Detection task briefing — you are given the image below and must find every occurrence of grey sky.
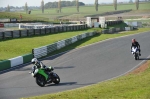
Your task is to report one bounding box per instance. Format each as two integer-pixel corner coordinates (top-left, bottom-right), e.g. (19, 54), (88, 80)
(0, 0), (131, 7)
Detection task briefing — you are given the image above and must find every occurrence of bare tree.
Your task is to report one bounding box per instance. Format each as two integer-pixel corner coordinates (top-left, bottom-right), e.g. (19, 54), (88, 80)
(58, 0), (61, 13)
(25, 2), (28, 14)
(135, 0), (139, 10)
(7, 5), (10, 12)
(95, 0), (98, 11)
(113, 0), (117, 10)
(41, 0), (44, 13)
(76, 0), (79, 12)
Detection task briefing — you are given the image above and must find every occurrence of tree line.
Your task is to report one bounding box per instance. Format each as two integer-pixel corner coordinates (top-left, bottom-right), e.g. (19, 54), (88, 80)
(6, 0), (146, 13)
(95, 0), (140, 11)
(44, 0), (85, 9)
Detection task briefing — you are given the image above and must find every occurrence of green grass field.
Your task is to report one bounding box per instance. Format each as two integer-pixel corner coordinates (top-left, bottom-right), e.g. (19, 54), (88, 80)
(19, 3), (150, 17)
(0, 2), (150, 21)
(0, 12), (49, 21)
(0, 29), (93, 61)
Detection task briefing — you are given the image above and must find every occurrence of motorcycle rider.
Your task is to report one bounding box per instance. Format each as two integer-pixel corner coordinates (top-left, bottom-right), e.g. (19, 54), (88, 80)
(131, 38), (141, 56)
(31, 58), (54, 82)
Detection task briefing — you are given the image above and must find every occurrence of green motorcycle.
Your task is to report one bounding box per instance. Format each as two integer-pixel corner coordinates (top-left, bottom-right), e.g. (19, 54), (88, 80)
(30, 65), (60, 87)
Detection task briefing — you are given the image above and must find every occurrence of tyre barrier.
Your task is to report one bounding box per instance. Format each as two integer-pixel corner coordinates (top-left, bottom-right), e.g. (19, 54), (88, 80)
(0, 24), (87, 40)
(32, 32), (96, 58)
(102, 27), (125, 34)
(0, 32), (96, 71)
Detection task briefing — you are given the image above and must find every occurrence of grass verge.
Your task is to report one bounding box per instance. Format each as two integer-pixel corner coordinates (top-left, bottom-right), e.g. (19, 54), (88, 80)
(0, 29), (93, 61)
(18, 28), (150, 99)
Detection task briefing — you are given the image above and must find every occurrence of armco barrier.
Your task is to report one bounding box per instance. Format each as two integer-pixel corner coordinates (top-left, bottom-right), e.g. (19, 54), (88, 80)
(102, 27), (125, 34)
(0, 60), (11, 71)
(0, 32), (4, 39)
(0, 53), (33, 71)
(13, 30), (20, 38)
(5, 31), (12, 38)
(22, 54), (33, 64)
(34, 29), (40, 35)
(21, 30), (28, 37)
(41, 29), (45, 34)
(9, 56), (23, 67)
(28, 29), (34, 36)
(0, 24), (87, 40)
(46, 28), (50, 34)
(32, 32), (96, 58)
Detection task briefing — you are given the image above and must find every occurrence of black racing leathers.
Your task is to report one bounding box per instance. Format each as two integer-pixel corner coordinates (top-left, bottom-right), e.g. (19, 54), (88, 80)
(131, 41), (141, 53)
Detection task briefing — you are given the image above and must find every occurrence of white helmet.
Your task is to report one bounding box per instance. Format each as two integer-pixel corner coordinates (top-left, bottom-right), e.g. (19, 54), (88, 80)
(31, 58), (38, 64)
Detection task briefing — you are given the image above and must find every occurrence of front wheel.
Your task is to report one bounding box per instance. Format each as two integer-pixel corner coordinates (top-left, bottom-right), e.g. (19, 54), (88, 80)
(36, 74), (46, 87)
(134, 53), (139, 60)
(52, 73), (60, 84)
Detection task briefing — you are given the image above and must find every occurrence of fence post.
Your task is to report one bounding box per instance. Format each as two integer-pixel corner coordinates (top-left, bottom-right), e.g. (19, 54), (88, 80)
(32, 49), (35, 58)
(2, 32), (4, 39)
(27, 30), (29, 36)
(44, 28), (46, 34)
(62, 26), (64, 32)
(49, 28), (51, 33)
(11, 31), (13, 38)
(54, 27), (56, 33)
(58, 27), (59, 33)
(19, 30), (21, 37)
(40, 29), (41, 35)
(34, 29), (35, 35)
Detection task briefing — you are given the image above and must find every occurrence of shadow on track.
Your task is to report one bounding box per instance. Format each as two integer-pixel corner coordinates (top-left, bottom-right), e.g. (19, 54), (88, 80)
(54, 66), (75, 69)
(46, 82), (95, 87)
(139, 58), (150, 60)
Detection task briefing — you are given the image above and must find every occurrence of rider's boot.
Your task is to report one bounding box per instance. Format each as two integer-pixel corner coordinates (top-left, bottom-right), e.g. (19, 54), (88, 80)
(47, 76), (51, 83)
(139, 53), (141, 56)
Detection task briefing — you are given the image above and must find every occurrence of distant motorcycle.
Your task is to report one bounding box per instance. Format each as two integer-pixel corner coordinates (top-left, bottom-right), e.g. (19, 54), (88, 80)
(131, 47), (140, 60)
(29, 65), (60, 87)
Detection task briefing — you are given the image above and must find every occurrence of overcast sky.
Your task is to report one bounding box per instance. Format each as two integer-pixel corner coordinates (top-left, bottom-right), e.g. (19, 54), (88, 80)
(0, 0), (132, 7)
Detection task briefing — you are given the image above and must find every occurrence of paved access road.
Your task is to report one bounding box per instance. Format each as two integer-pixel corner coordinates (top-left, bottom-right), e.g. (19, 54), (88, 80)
(0, 31), (150, 99)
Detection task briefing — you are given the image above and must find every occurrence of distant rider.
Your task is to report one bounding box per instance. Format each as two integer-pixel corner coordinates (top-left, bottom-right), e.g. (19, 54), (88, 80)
(31, 58), (54, 82)
(131, 39), (141, 56)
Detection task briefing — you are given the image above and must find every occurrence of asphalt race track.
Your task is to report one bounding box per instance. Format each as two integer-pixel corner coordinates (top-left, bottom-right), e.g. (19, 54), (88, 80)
(0, 31), (150, 99)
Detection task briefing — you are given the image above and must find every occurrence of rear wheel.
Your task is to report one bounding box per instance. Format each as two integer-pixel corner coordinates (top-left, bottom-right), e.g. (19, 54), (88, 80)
(36, 74), (46, 87)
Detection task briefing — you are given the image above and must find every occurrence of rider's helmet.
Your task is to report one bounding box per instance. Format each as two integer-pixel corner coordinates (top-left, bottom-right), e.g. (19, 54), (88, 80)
(132, 38), (136, 43)
(31, 58), (38, 64)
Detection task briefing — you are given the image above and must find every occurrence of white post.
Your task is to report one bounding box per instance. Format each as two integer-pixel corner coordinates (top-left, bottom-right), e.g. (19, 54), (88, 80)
(86, 17), (92, 28)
